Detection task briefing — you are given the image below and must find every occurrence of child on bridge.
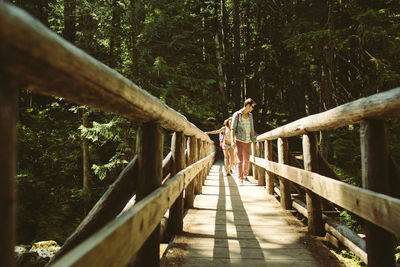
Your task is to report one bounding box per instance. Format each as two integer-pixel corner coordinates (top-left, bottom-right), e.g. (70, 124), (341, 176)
(205, 118), (235, 176)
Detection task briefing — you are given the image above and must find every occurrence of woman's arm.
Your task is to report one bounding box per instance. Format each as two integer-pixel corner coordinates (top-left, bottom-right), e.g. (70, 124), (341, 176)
(231, 129), (236, 148)
(205, 126), (224, 135)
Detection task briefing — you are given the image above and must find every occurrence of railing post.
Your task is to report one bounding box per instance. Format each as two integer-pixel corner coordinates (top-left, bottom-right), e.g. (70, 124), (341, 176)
(251, 142), (256, 178)
(302, 133), (324, 236)
(185, 136), (197, 208)
(277, 138), (291, 209)
(195, 139), (202, 194)
(264, 140), (274, 194)
(168, 132), (186, 234)
(202, 140), (207, 185)
(133, 122), (163, 267)
(360, 120), (395, 267)
(257, 141), (265, 186)
(0, 76), (18, 267)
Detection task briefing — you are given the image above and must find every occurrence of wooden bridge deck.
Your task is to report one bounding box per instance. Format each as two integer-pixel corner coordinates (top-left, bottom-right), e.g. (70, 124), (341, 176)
(163, 161), (343, 267)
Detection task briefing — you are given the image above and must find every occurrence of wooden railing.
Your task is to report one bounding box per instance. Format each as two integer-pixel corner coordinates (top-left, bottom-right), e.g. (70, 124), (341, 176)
(0, 3), (214, 267)
(250, 87), (400, 266)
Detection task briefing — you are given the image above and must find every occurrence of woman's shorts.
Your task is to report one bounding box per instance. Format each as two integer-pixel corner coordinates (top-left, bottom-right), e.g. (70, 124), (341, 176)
(223, 143), (233, 150)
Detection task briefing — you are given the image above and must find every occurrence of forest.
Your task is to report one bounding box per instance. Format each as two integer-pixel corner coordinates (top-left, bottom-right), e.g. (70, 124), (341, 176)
(5, 0), (400, 265)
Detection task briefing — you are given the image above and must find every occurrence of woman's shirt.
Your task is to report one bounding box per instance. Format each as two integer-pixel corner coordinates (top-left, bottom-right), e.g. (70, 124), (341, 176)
(231, 110), (256, 143)
(224, 127), (232, 143)
(241, 116), (251, 143)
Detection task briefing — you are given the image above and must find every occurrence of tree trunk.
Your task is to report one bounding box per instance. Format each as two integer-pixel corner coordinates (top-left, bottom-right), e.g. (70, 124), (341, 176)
(215, 33), (228, 118)
(220, 0), (233, 103)
(16, 0), (50, 26)
(232, 0), (241, 110)
(319, 3), (334, 159)
(63, 0), (76, 43)
(0, 74), (18, 267)
(110, 0), (122, 68)
(82, 111), (90, 198)
(130, 0), (139, 78)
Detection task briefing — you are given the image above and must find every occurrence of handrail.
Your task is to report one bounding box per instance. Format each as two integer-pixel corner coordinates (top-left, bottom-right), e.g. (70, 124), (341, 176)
(252, 87), (400, 265)
(0, 3), (211, 143)
(50, 152), (215, 267)
(257, 87), (400, 141)
(0, 3), (216, 267)
(252, 156), (400, 236)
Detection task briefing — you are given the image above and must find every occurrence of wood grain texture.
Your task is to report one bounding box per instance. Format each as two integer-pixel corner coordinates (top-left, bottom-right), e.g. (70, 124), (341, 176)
(256, 142), (265, 186)
(252, 156), (400, 236)
(185, 136), (197, 208)
(169, 132), (186, 234)
(277, 138), (291, 210)
(302, 133), (324, 236)
(264, 141), (274, 194)
(50, 152), (215, 267)
(194, 139), (203, 194)
(291, 198), (367, 264)
(360, 120), (395, 267)
(134, 122), (163, 266)
(257, 87), (400, 141)
(0, 3), (211, 143)
(0, 74), (18, 267)
(48, 156), (138, 265)
(164, 162), (340, 267)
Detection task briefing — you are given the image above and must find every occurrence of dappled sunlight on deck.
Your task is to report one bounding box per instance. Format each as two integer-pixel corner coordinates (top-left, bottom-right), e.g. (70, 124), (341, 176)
(163, 161), (338, 266)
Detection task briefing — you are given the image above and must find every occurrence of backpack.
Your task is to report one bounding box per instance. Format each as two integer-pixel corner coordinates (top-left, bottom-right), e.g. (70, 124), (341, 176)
(219, 127), (226, 148)
(233, 112), (252, 131)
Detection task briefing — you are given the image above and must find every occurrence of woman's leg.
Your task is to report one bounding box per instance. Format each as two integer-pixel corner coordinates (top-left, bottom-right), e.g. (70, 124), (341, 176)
(236, 141), (244, 180)
(227, 148), (235, 171)
(242, 143), (251, 178)
(223, 149), (229, 173)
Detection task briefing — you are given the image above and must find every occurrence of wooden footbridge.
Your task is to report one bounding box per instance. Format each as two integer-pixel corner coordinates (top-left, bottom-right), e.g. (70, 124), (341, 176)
(1, 3), (400, 267)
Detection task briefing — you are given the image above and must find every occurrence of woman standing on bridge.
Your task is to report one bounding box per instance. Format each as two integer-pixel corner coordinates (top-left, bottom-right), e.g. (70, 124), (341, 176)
(231, 98), (256, 184)
(205, 118), (235, 176)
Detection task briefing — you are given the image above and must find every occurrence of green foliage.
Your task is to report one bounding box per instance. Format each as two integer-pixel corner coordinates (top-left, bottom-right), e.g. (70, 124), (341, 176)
(339, 249), (366, 266)
(14, 0), (400, 249)
(339, 210), (362, 234)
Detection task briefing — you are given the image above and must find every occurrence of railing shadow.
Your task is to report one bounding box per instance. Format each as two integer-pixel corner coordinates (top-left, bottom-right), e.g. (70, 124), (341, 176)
(212, 164), (228, 263)
(210, 161), (266, 265)
(226, 173), (266, 266)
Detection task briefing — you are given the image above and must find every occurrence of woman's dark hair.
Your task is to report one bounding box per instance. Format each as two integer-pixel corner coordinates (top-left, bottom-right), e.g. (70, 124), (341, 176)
(244, 98), (256, 107)
(224, 118), (232, 128)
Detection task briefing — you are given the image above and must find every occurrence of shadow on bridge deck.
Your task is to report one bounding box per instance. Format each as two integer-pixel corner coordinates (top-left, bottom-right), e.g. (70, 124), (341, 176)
(163, 161), (344, 267)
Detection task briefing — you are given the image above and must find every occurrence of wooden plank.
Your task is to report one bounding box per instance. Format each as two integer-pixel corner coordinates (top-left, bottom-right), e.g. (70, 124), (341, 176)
(389, 156), (400, 198)
(169, 132), (186, 234)
(164, 162), (345, 267)
(302, 133), (324, 236)
(195, 139), (203, 194)
(360, 120), (395, 267)
(257, 142), (265, 185)
(251, 142), (257, 179)
(185, 136), (197, 208)
(292, 198), (367, 264)
(0, 3), (211, 143)
(324, 217), (367, 264)
(0, 74), (18, 267)
(162, 151), (172, 180)
(202, 141), (207, 185)
(50, 152), (215, 267)
(252, 156), (400, 236)
(278, 138), (291, 209)
(133, 122), (163, 266)
(257, 87), (400, 141)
